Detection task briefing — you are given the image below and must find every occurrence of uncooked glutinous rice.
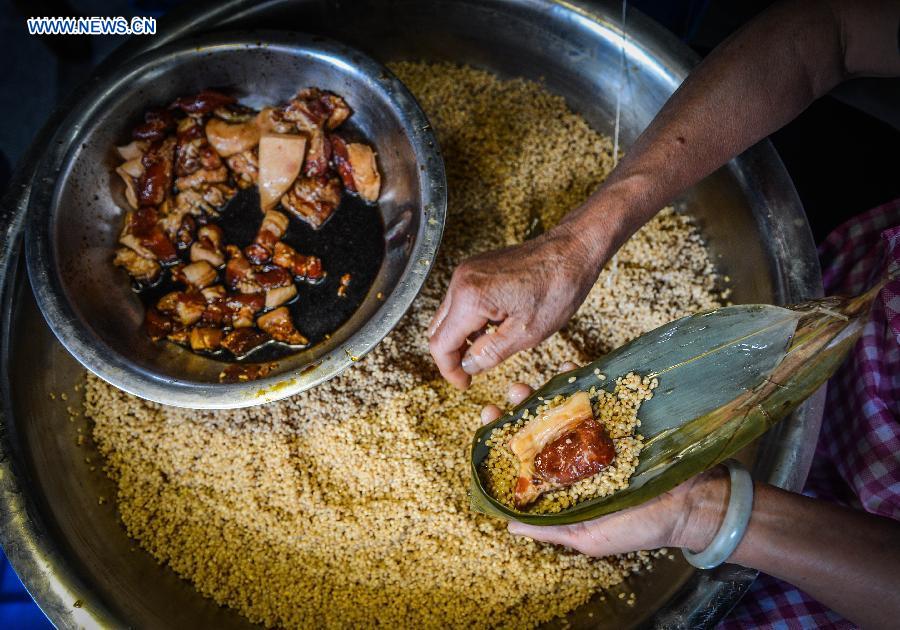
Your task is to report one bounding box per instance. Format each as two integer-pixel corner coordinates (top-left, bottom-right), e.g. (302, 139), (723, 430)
(84, 63), (728, 629)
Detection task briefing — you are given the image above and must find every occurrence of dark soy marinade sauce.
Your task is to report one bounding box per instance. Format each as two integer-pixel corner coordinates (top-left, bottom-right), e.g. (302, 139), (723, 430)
(136, 187), (386, 363)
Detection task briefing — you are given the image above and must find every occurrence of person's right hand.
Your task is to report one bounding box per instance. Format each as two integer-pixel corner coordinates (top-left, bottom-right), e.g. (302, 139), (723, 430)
(428, 223), (605, 390)
(480, 364), (730, 557)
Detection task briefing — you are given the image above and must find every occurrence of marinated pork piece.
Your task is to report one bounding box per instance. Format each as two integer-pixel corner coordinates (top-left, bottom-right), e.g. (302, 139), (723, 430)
(265, 284), (297, 310)
(200, 183), (236, 210)
(205, 118), (261, 158)
(116, 158), (143, 209)
(245, 210), (289, 264)
(174, 118), (223, 179)
(173, 183), (235, 219)
(190, 224), (226, 267)
(166, 328), (192, 347)
(212, 103), (256, 123)
(157, 291), (206, 328)
(257, 133), (307, 212)
(254, 267), (292, 290)
(170, 89), (236, 115)
(198, 285), (228, 326)
(250, 265), (297, 323)
(190, 327), (223, 352)
(260, 208), (289, 240)
(225, 245), (261, 294)
(119, 206), (178, 264)
(321, 93), (351, 130)
(199, 297), (226, 327)
(283, 89), (349, 177)
(175, 260), (217, 290)
(226, 149), (259, 189)
(242, 245), (268, 266)
(116, 140), (146, 161)
(138, 136), (176, 206)
(223, 293), (265, 328)
(175, 214), (196, 250)
(200, 285), (226, 302)
(331, 135), (381, 202)
(283, 88), (351, 131)
(113, 247), (161, 283)
(272, 241), (325, 282)
(118, 231), (153, 263)
(303, 129), (332, 178)
(132, 107), (175, 142)
(345, 143), (381, 202)
(158, 199), (193, 241)
(280, 175), (342, 229)
(175, 166), (229, 192)
(508, 391), (616, 508)
(255, 107), (295, 135)
(330, 135), (353, 190)
(532, 417), (616, 486)
(221, 327), (270, 357)
(257, 306), (308, 346)
(143, 307), (173, 341)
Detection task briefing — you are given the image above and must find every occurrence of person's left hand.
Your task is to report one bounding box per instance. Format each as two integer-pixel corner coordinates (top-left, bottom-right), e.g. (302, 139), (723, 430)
(481, 362), (728, 557)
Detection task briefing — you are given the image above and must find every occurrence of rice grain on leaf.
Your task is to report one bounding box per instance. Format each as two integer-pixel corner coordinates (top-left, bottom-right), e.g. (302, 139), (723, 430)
(471, 282), (887, 525)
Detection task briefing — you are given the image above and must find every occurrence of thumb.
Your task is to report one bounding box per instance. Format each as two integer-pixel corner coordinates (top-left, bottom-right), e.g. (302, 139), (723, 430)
(461, 318), (531, 376)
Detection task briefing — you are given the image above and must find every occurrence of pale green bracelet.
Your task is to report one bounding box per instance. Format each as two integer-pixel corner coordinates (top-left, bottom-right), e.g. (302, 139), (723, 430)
(682, 459), (754, 569)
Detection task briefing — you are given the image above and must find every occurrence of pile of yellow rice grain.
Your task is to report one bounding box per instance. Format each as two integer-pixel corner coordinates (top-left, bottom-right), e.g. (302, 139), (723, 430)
(82, 63), (728, 629)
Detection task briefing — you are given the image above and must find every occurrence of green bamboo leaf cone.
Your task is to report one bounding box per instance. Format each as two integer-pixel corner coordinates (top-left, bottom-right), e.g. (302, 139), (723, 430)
(470, 282), (886, 525)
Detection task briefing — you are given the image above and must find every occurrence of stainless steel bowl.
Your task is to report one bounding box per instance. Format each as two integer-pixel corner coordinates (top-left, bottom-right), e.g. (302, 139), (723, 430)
(1, 1), (824, 628)
(24, 32), (446, 409)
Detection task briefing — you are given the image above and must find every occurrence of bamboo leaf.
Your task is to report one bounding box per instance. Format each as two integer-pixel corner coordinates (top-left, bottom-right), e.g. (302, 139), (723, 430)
(470, 284), (882, 525)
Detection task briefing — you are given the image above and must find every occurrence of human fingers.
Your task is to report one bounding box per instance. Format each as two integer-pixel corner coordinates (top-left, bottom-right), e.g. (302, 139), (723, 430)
(427, 292), (452, 338)
(505, 360), (578, 407)
(462, 318), (533, 376)
(508, 518), (630, 557)
(507, 383), (533, 405)
(508, 490), (692, 557)
(480, 404), (503, 425)
(428, 291), (488, 390)
(507, 522), (589, 551)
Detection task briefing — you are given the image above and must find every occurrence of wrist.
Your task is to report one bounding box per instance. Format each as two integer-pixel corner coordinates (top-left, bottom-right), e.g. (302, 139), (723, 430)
(550, 218), (610, 275)
(669, 466), (731, 552)
(556, 175), (653, 270)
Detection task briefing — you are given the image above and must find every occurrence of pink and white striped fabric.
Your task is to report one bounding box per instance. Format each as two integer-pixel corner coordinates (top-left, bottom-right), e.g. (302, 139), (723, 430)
(720, 198), (900, 629)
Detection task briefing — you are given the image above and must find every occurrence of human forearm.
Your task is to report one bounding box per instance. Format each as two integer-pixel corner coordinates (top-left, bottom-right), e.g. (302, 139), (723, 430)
(677, 473), (900, 629)
(561, 0), (900, 265)
(427, 0), (900, 386)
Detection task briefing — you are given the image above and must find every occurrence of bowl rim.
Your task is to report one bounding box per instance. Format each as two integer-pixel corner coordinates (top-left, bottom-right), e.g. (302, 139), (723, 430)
(24, 30), (447, 409)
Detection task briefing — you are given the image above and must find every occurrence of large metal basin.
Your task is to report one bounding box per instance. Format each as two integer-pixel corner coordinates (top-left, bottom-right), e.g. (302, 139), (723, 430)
(0, 1), (823, 628)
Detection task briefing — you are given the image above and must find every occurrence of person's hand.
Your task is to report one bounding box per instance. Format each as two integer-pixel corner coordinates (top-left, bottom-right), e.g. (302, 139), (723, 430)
(428, 224), (605, 390)
(480, 363), (730, 557)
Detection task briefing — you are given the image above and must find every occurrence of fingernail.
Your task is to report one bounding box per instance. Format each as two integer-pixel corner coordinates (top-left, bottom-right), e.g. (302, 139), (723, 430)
(461, 353), (480, 375)
(508, 522), (524, 535)
(428, 301), (450, 338)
